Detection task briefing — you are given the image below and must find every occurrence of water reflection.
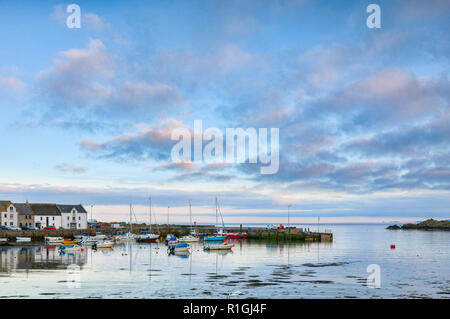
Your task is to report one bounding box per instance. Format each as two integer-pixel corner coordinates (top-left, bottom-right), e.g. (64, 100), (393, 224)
(0, 225), (448, 299)
(0, 246), (87, 272)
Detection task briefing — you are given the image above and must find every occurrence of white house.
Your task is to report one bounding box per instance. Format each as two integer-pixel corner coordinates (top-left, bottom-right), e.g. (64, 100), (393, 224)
(57, 205), (88, 230)
(29, 203), (62, 229)
(0, 201), (18, 227)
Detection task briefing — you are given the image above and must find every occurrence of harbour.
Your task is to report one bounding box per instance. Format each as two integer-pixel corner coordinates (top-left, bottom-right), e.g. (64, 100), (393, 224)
(0, 224), (448, 299)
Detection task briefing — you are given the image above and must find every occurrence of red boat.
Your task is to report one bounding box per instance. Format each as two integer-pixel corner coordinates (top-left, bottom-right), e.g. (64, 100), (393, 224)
(224, 233), (247, 240)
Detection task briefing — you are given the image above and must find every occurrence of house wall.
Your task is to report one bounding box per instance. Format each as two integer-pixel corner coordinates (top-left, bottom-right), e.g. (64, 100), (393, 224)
(18, 214), (33, 227)
(0, 205), (18, 227)
(33, 215), (62, 229)
(61, 209), (88, 229)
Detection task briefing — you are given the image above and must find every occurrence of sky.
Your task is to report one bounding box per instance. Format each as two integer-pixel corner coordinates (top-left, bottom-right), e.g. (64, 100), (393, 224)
(0, 0), (449, 224)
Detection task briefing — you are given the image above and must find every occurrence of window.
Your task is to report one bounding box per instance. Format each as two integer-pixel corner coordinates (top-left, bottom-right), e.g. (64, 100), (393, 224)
(10, 214), (13, 219)
(10, 222), (13, 225)
(3, 214), (6, 218)
(78, 216), (81, 220)
(9, 207), (13, 212)
(67, 216), (69, 220)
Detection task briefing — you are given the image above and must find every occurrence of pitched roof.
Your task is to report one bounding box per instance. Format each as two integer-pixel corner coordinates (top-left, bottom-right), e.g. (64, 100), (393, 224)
(0, 200), (12, 212)
(57, 204), (88, 214)
(29, 203), (61, 216)
(13, 203), (33, 215)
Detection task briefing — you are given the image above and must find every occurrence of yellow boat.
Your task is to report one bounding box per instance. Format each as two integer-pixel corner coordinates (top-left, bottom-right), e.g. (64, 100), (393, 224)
(61, 240), (79, 246)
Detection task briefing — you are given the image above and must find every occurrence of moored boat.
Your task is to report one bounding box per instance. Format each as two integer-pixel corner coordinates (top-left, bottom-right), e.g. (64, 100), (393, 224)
(95, 241), (114, 249)
(45, 236), (64, 245)
(204, 242), (233, 251)
(179, 235), (199, 242)
(61, 239), (79, 246)
(59, 244), (82, 252)
(168, 242), (190, 253)
(136, 231), (159, 243)
(16, 237), (31, 242)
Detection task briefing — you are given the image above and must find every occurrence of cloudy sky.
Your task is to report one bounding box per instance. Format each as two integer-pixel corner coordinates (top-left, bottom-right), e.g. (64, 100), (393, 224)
(0, 0), (449, 224)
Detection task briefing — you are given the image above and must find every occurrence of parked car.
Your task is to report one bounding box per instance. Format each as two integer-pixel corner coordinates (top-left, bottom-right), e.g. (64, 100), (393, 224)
(0, 225), (9, 230)
(27, 226), (38, 230)
(9, 226), (21, 230)
(20, 225), (31, 230)
(44, 226), (56, 230)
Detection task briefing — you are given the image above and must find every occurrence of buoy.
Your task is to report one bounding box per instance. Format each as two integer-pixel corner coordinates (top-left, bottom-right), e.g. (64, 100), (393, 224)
(81, 248), (85, 252)
(390, 244), (396, 249)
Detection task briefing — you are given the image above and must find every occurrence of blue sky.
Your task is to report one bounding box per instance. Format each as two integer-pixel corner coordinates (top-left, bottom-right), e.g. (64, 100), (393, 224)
(0, 0), (449, 223)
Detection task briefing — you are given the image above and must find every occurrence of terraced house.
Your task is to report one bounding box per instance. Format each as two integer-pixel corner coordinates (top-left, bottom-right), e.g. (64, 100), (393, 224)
(0, 201), (17, 227)
(0, 201), (88, 229)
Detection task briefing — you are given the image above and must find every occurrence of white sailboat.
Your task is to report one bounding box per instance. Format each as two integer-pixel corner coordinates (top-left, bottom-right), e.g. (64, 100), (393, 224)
(136, 197), (159, 242)
(115, 204), (136, 242)
(180, 200), (199, 243)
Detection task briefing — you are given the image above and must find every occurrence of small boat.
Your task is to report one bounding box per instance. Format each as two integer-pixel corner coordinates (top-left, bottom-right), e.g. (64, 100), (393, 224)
(61, 239), (79, 246)
(0, 238), (8, 245)
(79, 237), (98, 246)
(95, 241), (114, 249)
(136, 231), (159, 243)
(92, 233), (107, 241)
(204, 242), (233, 251)
(179, 235), (199, 242)
(204, 235), (227, 242)
(165, 234), (176, 244)
(45, 236), (64, 245)
(115, 232), (136, 242)
(58, 244), (82, 252)
(204, 198), (228, 243)
(168, 242), (190, 253)
(16, 237), (31, 242)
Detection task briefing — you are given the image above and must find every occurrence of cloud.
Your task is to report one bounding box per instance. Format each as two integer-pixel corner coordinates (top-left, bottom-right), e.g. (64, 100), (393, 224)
(79, 118), (189, 161)
(34, 39), (185, 122)
(55, 163), (87, 174)
(344, 113), (450, 157)
(0, 76), (26, 91)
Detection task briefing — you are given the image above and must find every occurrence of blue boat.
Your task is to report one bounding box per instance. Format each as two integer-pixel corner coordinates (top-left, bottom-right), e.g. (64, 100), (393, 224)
(204, 235), (226, 242)
(203, 198), (227, 243)
(168, 242), (190, 253)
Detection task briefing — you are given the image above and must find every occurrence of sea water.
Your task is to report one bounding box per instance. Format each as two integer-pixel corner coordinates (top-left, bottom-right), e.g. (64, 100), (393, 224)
(0, 224), (448, 298)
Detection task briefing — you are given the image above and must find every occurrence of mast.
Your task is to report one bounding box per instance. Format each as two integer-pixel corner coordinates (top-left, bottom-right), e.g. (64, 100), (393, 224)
(129, 204), (132, 233)
(149, 197), (152, 232)
(215, 197), (218, 229)
(167, 206), (170, 233)
(189, 200), (193, 233)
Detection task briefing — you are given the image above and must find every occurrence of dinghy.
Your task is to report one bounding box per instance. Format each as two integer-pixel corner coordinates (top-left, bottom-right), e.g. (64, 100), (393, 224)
(204, 242), (233, 251)
(16, 237), (31, 242)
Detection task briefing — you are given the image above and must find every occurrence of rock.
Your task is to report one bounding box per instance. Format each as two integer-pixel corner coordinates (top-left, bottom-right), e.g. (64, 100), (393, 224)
(387, 219), (450, 231)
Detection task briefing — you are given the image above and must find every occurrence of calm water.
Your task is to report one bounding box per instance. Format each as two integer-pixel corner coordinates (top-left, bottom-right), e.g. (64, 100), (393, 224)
(0, 224), (449, 299)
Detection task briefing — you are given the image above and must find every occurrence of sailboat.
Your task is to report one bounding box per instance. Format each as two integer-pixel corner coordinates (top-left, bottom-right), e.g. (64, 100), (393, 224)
(136, 197), (160, 243)
(179, 200), (199, 243)
(115, 204), (136, 242)
(204, 198), (227, 243)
